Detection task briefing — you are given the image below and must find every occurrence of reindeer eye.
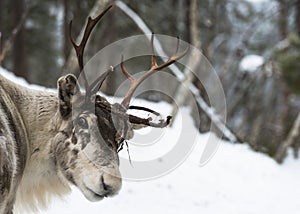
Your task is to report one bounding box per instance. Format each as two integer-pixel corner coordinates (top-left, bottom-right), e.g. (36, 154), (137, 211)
(77, 117), (88, 129)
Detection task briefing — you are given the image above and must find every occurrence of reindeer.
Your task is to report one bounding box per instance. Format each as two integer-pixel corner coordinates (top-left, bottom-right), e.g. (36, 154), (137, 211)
(0, 5), (188, 213)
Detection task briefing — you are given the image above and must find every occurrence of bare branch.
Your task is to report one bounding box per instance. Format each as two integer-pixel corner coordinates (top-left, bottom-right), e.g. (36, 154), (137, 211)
(0, 7), (28, 65)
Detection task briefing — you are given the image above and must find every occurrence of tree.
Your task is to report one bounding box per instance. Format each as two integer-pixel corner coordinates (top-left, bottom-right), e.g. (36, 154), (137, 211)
(296, 0), (300, 36)
(12, 0), (28, 80)
(63, 0), (70, 62)
(277, 0), (288, 40)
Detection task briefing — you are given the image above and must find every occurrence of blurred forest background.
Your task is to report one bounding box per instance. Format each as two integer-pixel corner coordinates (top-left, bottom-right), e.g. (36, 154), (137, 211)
(0, 0), (300, 163)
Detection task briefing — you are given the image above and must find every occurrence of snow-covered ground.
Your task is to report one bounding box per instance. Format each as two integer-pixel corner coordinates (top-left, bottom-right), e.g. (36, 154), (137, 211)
(46, 128), (300, 214)
(1, 67), (300, 214)
(44, 132), (300, 214)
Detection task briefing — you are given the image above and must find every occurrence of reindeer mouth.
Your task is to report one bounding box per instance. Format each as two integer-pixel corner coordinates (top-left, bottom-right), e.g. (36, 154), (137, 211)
(84, 185), (107, 201)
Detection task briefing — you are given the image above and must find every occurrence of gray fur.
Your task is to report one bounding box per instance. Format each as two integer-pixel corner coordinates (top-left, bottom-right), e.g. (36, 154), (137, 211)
(0, 74), (128, 213)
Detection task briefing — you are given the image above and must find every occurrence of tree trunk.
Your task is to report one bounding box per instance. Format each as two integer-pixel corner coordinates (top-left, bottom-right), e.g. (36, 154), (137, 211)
(296, 0), (300, 36)
(184, 0), (191, 43)
(275, 112), (300, 163)
(63, 0), (70, 62)
(12, 0), (28, 79)
(277, 0), (288, 40)
(171, 0), (201, 123)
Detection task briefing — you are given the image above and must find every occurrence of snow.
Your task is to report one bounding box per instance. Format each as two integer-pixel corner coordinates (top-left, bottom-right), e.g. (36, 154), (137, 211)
(1, 67), (300, 213)
(239, 55), (264, 73)
(0, 67), (54, 92)
(44, 135), (300, 214)
(44, 132), (300, 214)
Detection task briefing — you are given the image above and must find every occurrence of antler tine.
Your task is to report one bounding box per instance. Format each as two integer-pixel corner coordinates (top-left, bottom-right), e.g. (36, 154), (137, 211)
(121, 34), (189, 108)
(88, 65), (115, 96)
(120, 55), (135, 82)
(150, 33), (157, 67)
(69, 20), (89, 91)
(69, 4), (114, 91)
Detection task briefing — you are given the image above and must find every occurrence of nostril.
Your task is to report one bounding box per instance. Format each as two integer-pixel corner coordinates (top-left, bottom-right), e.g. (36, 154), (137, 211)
(101, 176), (112, 192)
(100, 173), (122, 196)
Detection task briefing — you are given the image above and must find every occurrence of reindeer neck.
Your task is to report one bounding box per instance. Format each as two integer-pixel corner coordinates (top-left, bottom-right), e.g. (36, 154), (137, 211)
(0, 75), (52, 148)
(0, 76), (58, 152)
(0, 74), (71, 211)
(18, 90), (59, 153)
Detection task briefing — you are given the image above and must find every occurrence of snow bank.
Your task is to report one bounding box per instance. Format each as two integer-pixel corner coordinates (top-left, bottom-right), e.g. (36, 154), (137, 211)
(46, 100), (300, 214)
(0, 67), (54, 92)
(44, 122), (300, 214)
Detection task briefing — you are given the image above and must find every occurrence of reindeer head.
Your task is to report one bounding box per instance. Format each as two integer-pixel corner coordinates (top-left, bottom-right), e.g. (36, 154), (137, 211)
(52, 5), (188, 202)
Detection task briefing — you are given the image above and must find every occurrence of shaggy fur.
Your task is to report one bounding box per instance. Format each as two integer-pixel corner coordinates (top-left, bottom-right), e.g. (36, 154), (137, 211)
(0, 74), (124, 213)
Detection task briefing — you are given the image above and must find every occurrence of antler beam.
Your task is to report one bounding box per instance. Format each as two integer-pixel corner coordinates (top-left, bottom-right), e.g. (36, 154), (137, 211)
(69, 5), (113, 91)
(120, 33), (189, 108)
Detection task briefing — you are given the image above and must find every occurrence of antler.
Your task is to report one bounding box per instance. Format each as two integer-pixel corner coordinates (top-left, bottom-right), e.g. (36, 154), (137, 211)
(69, 5), (113, 93)
(68, 7), (187, 129)
(120, 33), (189, 108)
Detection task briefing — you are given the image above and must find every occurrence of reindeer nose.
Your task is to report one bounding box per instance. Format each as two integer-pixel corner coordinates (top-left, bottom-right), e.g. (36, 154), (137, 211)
(101, 172), (122, 196)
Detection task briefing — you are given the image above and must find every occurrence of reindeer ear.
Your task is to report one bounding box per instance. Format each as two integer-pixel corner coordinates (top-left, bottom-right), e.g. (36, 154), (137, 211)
(57, 74), (80, 119)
